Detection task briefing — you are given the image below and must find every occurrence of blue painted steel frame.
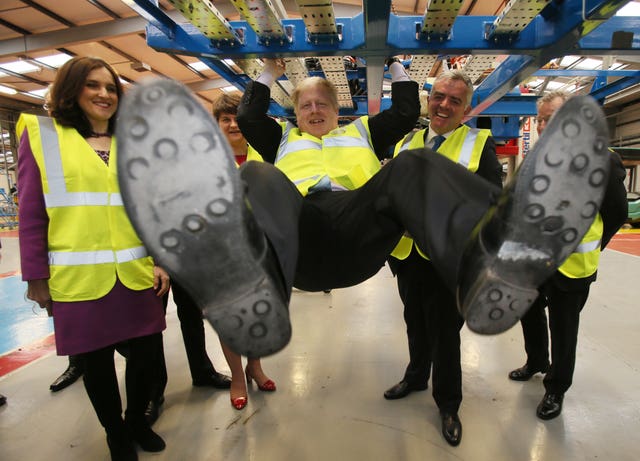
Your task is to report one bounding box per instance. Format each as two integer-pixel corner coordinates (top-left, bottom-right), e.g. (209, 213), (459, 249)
(132, 0), (639, 119)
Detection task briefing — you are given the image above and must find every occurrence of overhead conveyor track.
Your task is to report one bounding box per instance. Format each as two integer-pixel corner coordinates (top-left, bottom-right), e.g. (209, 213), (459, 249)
(129, 0), (640, 120)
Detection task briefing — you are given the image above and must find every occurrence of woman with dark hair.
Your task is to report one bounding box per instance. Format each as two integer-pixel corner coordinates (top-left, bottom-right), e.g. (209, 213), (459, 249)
(213, 92), (274, 409)
(17, 56), (169, 461)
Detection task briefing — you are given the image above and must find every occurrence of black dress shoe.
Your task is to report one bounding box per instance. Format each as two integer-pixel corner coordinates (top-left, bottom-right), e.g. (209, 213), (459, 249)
(106, 429), (137, 461)
(117, 78), (290, 358)
(440, 412), (462, 446)
(508, 363), (549, 381)
(383, 380), (428, 400)
(125, 419), (166, 452)
(457, 96), (610, 335)
(192, 371), (232, 389)
(0, 394), (6, 406)
(144, 395), (165, 426)
(536, 392), (564, 420)
(49, 361), (83, 392)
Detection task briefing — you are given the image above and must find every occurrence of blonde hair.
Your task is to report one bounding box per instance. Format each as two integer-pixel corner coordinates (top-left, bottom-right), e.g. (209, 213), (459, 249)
(291, 77), (339, 112)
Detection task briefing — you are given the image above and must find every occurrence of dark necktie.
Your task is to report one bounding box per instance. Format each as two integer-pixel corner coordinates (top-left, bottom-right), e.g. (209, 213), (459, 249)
(431, 135), (446, 151)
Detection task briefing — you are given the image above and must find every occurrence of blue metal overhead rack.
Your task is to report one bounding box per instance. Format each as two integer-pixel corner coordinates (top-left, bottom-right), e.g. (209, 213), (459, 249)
(127, 0), (640, 121)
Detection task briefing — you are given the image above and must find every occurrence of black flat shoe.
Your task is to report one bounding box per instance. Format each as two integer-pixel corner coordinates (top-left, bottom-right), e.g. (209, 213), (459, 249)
(144, 395), (165, 426)
(0, 394), (6, 406)
(536, 392), (564, 420)
(383, 380), (428, 400)
(192, 372), (232, 389)
(441, 412), (462, 446)
(508, 363), (549, 381)
(458, 96), (610, 335)
(49, 363), (83, 392)
(117, 78), (290, 358)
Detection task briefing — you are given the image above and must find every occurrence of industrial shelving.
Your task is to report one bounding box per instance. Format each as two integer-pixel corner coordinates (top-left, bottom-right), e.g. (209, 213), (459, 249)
(126, 0), (640, 121)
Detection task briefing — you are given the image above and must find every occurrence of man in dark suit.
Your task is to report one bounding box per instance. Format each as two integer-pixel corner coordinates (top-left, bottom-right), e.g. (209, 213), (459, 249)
(508, 91), (627, 420)
(384, 72), (503, 446)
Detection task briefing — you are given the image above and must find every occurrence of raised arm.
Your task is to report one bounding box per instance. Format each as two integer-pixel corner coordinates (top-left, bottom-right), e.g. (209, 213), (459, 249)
(237, 59), (288, 164)
(368, 59), (420, 159)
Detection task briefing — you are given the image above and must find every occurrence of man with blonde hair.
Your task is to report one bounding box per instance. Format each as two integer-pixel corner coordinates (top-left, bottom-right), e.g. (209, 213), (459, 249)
(115, 60), (612, 384)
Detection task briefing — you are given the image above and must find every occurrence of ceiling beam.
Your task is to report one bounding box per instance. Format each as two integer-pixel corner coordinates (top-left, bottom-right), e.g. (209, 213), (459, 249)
(0, 10), (184, 58)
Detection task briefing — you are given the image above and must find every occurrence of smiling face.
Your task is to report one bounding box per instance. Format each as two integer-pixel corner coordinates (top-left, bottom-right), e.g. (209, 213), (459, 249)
(77, 67), (118, 132)
(427, 78), (472, 135)
(294, 80), (339, 138)
(217, 112), (246, 148)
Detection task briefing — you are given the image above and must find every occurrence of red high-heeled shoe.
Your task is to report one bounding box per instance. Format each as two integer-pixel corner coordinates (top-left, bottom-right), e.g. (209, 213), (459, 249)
(245, 369), (276, 392)
(231, 395), (247, 410)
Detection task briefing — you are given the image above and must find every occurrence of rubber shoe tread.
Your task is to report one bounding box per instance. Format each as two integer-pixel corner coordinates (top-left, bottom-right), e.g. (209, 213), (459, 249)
(461, 95), (610, 334)
(116, 78), (291, 357)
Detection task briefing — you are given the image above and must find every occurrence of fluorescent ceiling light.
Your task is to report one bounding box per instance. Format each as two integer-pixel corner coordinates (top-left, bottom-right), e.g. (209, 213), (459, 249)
(610, 62), (627, 70)
(223, 59), (236, 67)
(189, 61), (209, 71)
(545, 81), (566, 90)
(0, 60), (40, 74)
(616, 2), (640, 16)
(28, 88), (49, 98)
(34, 53), (72, 68)
(558, 56), (580, 67)
(526, 78), (544, 88)
(221, 85), (237, 93)
(573, 58), (603, 70)
(0, 84), (18, 95)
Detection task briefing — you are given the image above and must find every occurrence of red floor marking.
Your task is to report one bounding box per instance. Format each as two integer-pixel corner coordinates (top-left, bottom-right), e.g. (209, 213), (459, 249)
(607, 233), (640, 257)
(0, 334), (56, 377)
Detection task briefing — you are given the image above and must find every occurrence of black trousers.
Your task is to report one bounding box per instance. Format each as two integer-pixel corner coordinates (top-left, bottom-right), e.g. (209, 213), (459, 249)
(390, 249), (464, 414)
(150, 282), (220, 401)
(241, 149), (500, 295)
(519, 283), (589, 394)
(81, 333), (162, 432)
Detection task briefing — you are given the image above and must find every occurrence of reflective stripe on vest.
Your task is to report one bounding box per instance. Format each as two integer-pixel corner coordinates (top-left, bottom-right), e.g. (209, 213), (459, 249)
(38, 117), (126, 208)
(575, 239), (601, 254)
(558, 213), (603, 279)
(49, 245), (148, 266)
(393, 125), (486, 174)
(390, 125), (490, 260)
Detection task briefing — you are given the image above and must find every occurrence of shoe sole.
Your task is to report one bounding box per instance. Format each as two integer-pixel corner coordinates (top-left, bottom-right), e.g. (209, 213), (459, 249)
(116, 78), (291, 357)
(462, 95), (610, 334)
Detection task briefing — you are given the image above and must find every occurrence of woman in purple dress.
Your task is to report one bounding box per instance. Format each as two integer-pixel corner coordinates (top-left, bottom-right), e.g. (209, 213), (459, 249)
(17, 56), (169, 461)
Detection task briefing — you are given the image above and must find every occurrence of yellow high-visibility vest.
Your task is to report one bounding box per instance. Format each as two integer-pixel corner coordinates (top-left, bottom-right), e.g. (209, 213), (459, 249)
(275, 117), (381, 195)
(17, 114), (155, 301)
(390, 125), (490, 260)
(246, 144), (263, 162)
(558, 214), (603, 278)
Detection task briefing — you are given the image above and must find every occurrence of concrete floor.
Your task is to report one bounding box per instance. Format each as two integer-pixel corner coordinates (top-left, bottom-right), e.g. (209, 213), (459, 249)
(0, 234), (639, 461)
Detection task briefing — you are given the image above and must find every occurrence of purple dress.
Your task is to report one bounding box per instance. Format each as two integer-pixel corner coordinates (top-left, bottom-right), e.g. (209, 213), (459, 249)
(18, 130), (166, 355)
